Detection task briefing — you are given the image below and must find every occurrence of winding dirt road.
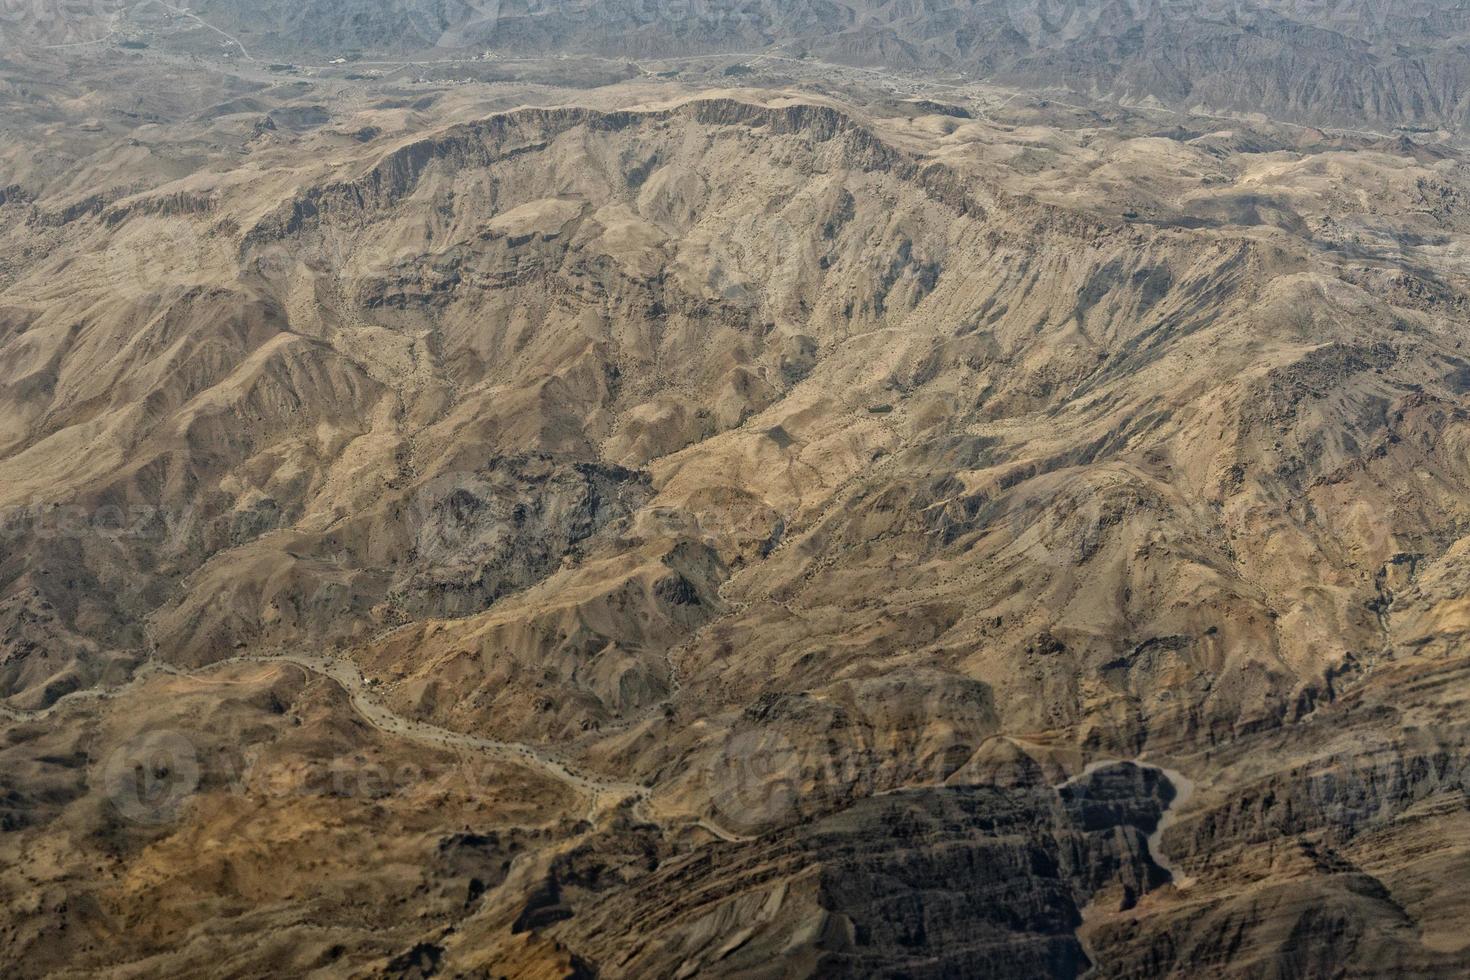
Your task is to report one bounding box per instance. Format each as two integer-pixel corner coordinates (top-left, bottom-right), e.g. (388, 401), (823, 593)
(219, 652), (648, 822)
(5, 656), (1192, 864)
(0, 652), (648, 824)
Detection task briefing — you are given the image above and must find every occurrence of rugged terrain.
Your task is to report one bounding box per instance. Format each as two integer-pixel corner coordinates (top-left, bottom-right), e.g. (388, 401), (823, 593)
(2, 5), (1470, 978)
(17, 0), (1470, 131)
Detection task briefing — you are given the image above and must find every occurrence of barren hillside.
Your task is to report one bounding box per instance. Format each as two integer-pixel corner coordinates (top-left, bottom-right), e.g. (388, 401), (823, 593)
(2, 7), (1470, 978)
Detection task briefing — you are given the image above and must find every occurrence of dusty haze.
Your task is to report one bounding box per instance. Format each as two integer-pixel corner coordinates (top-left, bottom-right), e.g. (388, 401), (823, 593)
(2, 1), (1470, 977)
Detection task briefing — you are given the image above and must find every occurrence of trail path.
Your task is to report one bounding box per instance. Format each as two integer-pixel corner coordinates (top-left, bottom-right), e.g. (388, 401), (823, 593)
(216, 651), (646, 821)
(5, 660), (1199, 860)
(0, 651), (645, 823)
(143, 0), (254, 61)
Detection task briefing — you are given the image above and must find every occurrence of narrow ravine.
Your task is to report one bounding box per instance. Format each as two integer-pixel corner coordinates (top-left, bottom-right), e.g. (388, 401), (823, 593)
(1052, 755), (1195, 886)
(1140, 761), (1196, 890)
(1056, 755), (1196, 978)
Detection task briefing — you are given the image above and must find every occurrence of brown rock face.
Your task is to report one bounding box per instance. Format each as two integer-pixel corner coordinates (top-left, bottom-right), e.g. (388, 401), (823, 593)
(3, 17), (1470, 978)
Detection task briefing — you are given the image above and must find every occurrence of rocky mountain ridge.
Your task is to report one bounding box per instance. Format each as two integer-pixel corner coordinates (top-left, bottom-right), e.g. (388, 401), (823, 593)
(137, 0), (1470, 133)
(1, 39), (1469, 977)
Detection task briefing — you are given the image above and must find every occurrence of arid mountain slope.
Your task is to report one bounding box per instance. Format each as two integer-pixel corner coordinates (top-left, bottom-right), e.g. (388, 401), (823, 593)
(2, 67), (1470, 976)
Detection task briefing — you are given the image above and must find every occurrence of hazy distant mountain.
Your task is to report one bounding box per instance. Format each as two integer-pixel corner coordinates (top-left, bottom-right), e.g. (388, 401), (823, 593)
(173, 0), (1470, 130)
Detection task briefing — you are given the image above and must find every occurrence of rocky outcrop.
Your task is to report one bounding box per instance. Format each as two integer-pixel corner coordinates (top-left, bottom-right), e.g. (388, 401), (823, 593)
(550, 771), (1180, 978)
(6, 55), (1470, 977)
